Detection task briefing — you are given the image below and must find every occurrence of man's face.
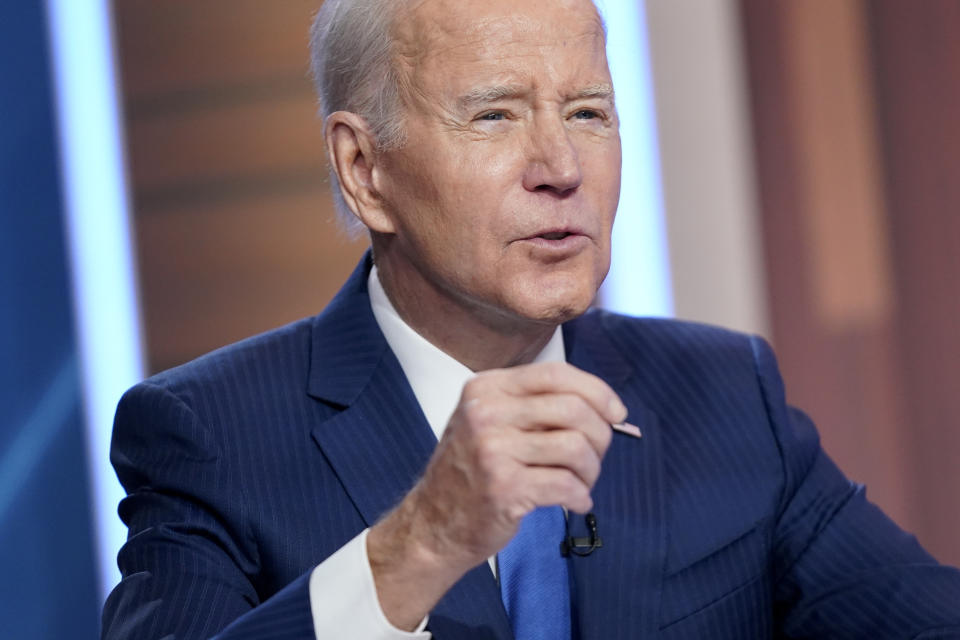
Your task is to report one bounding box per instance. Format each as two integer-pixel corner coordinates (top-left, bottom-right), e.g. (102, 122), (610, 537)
(375, 0), (621, 329)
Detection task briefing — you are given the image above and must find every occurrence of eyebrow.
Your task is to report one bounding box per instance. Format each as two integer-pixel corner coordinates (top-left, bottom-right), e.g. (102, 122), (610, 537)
(456, 83), (615, 110)
(457, 84), (529, 110)
(574, 84), (615, 101)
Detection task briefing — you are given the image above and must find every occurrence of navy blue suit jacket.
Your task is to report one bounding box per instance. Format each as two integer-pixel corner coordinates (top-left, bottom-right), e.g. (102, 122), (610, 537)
(102, 255), (960, 639)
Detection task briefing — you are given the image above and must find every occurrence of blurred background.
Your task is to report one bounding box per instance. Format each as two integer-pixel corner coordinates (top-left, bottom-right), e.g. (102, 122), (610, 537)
(1, 0), (957, 637)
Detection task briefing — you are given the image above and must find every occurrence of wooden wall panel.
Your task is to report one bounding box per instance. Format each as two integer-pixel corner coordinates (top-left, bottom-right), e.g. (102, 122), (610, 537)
(783, 0), (894, 331)
(740, 0), (912, 529)
(136, 189), (361, 373)
(869, 0), (960, 564)
(741, 0), (959, 565)
(116, 0), (319, 102)
(114, 0), (367, 374)
(128, 94), (323, 200)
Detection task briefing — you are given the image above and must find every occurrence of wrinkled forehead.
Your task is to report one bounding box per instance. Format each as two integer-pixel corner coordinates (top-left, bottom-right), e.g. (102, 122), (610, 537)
(393, 0), (608, 93)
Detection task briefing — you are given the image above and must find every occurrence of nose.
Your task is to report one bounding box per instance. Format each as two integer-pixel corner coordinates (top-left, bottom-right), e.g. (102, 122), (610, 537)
(522, 116), (583, 195)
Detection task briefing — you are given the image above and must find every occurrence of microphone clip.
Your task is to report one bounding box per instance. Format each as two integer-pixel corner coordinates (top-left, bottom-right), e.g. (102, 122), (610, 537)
(560, 513), (603, 557)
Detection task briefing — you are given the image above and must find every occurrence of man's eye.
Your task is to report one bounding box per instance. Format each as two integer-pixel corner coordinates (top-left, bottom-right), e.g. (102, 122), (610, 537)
(573, 109), (600, 120)
(478, 111), (506, 121)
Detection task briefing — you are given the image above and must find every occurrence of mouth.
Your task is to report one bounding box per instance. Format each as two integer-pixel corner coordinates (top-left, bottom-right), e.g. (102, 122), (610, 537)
(528, 227), (585, 241)
(516, 228), (590, 257)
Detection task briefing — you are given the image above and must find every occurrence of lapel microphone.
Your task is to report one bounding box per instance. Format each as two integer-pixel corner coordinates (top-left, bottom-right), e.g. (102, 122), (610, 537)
(560, 512), (603, 557)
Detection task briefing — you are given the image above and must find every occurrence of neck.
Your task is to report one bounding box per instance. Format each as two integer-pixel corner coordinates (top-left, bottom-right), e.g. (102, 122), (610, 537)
(374, 256), (557, 372)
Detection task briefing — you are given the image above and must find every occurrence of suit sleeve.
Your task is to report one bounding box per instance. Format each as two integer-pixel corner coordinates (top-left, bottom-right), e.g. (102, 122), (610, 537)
(101, 381), (316, 639)
(750, 337), (960, 638)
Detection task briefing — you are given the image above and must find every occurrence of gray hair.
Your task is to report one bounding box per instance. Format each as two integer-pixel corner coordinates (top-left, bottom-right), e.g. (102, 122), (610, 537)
(309, 0), (410, 231)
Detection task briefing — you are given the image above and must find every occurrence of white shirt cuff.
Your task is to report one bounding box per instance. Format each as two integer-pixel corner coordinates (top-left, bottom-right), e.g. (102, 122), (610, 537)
(309, 528), (431, 639)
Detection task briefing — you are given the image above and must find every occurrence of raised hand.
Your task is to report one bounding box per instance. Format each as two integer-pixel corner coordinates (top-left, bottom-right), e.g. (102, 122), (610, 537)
(367, 362), (627, 630)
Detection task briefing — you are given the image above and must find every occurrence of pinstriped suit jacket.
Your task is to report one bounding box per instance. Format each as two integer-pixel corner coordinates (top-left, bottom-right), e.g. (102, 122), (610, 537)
(102, 254), (960, 639)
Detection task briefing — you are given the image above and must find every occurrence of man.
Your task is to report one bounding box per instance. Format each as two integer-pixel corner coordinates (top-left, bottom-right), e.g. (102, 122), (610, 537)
(101, 0), (960, 638)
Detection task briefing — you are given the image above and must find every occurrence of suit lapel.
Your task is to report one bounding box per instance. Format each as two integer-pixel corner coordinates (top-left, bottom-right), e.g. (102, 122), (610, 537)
(565, 315), (667, 639)
(307, 254), (513, 639)
(307, 255), (435, 525)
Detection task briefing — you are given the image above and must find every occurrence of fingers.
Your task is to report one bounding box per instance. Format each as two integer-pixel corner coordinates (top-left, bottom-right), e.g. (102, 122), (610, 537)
(460, 365), (619, 457)
(407, 362), (627, 566)
(506, 392), (613, 455)
(518, 466), (595, 514)
(510, 428), (604, 488)
(491, 361), (627, 424)
(454, 362), (624, 488)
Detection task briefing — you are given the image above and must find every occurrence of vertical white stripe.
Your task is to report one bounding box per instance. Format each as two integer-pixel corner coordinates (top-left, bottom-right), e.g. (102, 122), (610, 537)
(598, 0), (675, 317)
(644, 0), (769, 336)
(45, 0), (144, 601)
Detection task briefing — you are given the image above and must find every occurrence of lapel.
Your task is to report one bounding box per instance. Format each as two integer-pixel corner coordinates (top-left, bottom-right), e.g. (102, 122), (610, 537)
(306, 254), (513, 639)
(564, 314), (667, 639)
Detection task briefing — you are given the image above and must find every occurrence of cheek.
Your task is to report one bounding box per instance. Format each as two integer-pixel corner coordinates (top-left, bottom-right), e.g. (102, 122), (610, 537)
(584, 142), (622, 217)
(448, 146), (518, 201)
(439, 154), (521, 242)
(381, 151), (442, 219)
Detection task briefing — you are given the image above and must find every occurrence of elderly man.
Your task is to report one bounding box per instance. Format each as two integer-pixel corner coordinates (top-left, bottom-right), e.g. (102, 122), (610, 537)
(102, 0), (960, 638)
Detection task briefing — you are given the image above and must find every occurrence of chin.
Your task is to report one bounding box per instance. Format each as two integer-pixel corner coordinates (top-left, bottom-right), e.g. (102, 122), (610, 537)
(511, 283), (597, 326)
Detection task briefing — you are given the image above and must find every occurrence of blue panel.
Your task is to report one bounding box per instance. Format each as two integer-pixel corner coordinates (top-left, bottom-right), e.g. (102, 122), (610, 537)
(0, 1), (99, 638)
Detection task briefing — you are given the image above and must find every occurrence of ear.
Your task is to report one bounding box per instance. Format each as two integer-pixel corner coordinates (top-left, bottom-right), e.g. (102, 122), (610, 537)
(324, 111), (396, 234)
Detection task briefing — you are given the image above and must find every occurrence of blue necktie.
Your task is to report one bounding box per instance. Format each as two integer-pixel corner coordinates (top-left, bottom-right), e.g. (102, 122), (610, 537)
(498, 506), (572, 639)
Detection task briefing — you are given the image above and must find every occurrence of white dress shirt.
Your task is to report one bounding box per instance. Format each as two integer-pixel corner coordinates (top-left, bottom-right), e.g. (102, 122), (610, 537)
(308, 265), (565, 639)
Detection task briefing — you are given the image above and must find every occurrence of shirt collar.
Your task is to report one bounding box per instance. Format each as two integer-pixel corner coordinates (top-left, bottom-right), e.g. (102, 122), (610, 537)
(368, 264), (565, 441)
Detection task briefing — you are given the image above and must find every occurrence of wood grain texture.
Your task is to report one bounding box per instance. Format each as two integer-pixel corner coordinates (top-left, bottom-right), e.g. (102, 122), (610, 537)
(782, 0), (894, 331)
(128, 90), (323, 198)
(136, 189), (365, 373)
(868, 0), (960, 566)
(115, 0), (368, 374)
(740, 0), (912, 538)
(741, 0), (960, 566)
(115, 0), (320, 102)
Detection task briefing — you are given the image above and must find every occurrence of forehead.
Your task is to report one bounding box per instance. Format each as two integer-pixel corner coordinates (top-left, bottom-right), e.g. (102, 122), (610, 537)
(395, 0), (609, 95)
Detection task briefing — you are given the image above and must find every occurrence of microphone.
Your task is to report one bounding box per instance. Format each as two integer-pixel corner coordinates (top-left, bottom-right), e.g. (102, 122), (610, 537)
(560, 512), (603, 557)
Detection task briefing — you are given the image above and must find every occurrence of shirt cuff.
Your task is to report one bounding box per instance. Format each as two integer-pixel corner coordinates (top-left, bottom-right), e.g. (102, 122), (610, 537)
(309, 528), (431, 639)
